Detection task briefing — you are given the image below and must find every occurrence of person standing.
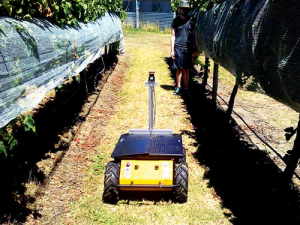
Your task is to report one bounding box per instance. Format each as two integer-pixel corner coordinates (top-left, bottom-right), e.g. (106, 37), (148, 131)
(170, 0), (196, 96)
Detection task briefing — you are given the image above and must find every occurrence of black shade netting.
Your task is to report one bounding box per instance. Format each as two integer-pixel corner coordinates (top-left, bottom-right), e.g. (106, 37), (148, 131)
(196, 0), (300, 112)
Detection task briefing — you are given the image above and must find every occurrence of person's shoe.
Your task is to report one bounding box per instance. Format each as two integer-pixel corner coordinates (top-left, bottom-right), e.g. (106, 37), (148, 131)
(174, 87), (181, 95)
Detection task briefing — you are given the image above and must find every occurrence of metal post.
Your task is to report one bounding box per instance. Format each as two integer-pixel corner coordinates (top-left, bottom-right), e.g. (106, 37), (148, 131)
(136, 0), (139, 28)
(202, 57), (209, 86)
(145, 71), (157, 134)
(226, 78), (239, 119)
(149, 82), (154, 131)
(104, 45), (107, 56)
(129, 72), (172, 135)
(212, 62), (219, 105)
(283, 114), (300, 181)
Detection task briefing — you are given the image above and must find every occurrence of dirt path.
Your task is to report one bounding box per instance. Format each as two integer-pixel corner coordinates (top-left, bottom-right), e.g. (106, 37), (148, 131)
(22, 30), (300, 225)
(25, 54), (130, 224)
(25, 31), (232, 224)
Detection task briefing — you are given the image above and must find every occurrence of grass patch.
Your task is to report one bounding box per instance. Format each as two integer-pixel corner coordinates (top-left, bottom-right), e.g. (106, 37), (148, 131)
(196, 55), (298, 133)
(91, 153), (106, 176)
(122, 22), (171, 34)
(61, 30), (232, 224)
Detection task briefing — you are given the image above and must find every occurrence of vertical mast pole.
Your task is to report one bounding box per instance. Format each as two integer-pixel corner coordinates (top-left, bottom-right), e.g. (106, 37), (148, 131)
(146, 71), (157, 134)
(149, 81), (154, 131)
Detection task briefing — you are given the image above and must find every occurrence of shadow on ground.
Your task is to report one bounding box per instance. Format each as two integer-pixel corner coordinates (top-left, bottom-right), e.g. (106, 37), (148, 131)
(0, 55), (117, 224)
(119, 192), (173, 203)
(160, 84), (175, 91)
(164, 57), (300, 225)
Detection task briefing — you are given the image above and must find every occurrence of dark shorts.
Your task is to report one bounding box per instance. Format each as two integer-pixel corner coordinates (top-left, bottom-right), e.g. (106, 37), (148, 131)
(172, 47), (193, 70)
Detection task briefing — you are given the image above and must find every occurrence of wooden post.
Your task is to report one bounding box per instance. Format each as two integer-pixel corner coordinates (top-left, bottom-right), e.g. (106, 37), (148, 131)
(226, 78), (239, 119)
(105, 45), (108, 57)
(283, 114), (300, 181)
(109, 44), (112, 56)
(136, 0), (139, 28)
(202, 57), (209, 86)
(80, 67), (88, 99)
(212, 62), (219, 105)
(94, 58), (99, 86)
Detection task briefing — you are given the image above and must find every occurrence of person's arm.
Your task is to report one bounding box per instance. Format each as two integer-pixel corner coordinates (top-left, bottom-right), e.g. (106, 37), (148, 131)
(171, 29), (175, 59)
(192, 29), (197, 59)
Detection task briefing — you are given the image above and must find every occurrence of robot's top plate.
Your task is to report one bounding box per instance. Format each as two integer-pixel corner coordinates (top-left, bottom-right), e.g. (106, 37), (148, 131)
(111, 133), (184, 158)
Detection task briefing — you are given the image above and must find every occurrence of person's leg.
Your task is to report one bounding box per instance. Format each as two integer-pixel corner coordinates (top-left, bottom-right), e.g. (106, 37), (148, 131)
(182, 68), (192, 97)
(174, 69), (182, 95)
(182, 69), (189, 89)
(176, 69), (183, 88)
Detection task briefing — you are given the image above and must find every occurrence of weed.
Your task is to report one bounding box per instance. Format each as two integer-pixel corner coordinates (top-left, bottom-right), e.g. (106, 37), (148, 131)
(91, 154), (106, 176)
(181, 117), (190, 124)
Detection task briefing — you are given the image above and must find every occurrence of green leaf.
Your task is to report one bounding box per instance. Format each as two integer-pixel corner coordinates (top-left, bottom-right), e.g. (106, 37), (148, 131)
(29, 8), (36, 15)
(8, 137), (18, 151)
(3, 4), (13, 16)
(53, 5), (59, 14)
(0, 141), (7, 157)
(23, 114), (36, 132)
(63, 5), (69, 14)
(23, 14), (32, 19)
(16, 8), (22, 14)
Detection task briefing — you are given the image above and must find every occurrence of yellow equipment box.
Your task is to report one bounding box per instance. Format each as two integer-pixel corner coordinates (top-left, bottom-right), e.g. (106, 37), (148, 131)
(120, 160), (173, 185)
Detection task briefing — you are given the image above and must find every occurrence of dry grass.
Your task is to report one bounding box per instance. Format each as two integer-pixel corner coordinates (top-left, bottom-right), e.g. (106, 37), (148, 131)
(58, 30), (233, 224)
(23, 28), (300, 224)
(203, 60), (299, 130)
(122, 21), (171, 34)
(196, 56), (299, 177)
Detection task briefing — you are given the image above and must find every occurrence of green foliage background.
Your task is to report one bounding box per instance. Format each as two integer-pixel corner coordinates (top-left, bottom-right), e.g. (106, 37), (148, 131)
(0, 0), (125, 26)
(0, 114), (36, 157)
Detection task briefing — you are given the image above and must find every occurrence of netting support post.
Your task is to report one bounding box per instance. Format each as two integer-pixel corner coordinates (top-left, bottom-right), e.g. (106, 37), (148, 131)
(136, 0), (139, 28)
(109, 44), (112, 56)
(80, 67), (88, 99)
(212, 62), (219, 105)
(202, 57), (209, 86)
(94, 58), (100, 87)
(105, 45), (108, 57)
(283, 114), (300, 181)
(226, 78), (239, 120)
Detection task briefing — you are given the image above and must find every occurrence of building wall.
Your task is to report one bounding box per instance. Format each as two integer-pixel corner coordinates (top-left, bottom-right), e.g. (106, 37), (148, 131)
(125, 12), (174, 30)
(123, 1), (172, 13)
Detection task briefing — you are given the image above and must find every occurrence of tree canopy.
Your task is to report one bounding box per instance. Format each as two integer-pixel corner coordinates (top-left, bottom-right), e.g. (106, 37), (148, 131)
(0, 0), (125, 27)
